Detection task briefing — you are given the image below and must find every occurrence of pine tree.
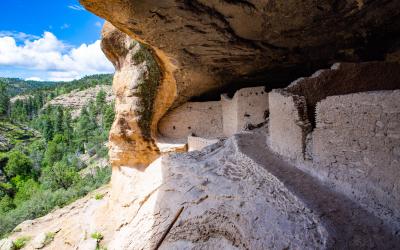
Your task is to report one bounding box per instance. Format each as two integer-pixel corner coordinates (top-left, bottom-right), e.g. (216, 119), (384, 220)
(103, 104), (115, 131)
(0, 82), (10, 116)
(96, 89), (107, 111)
(43, 116), (54, 142)
(63, 110), (73, 147)
(54, 106), (64, 134)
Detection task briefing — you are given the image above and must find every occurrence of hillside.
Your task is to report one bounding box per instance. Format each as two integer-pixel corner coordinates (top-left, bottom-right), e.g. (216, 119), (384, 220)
(0, 74), (115, 239)
(0, 78), (57, 97)
(1, 74), (113, 98)
(0, 121), (39, 152)
(46, 85), (114, 118)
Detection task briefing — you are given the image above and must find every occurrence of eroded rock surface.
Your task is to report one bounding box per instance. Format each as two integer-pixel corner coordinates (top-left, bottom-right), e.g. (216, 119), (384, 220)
(102, 23), (176, 167)
(81, 0), (400, 106)
(45, 85), (114, 118)
(6, 131), (399, 249)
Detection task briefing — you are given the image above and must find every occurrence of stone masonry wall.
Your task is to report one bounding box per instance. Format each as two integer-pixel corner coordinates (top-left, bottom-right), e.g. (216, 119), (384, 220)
(312, 90), (400, 230)
(158, 101), (223, 140)
(269, 62), (400, 161)
(187, 136), (220, 152)
(159, 86), (269, 142)
(268, 90), (312, 161)
(221, 94), (238, 137)
(222, 87), (268, 137)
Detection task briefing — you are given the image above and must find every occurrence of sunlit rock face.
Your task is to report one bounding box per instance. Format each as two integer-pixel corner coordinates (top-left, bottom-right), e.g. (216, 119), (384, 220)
(82, 0), (400, 107)
(101, 23), (176, 168)
(81, 0), (400, 169)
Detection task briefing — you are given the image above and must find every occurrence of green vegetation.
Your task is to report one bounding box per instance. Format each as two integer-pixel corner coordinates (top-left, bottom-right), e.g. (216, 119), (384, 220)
(132, 43), (162, 138)
(43, 232), (56, 246)
(0, 82), (10, 116)
(94, 193), (105, 200)
(0, 75), (115, 238)
(13, 236), (31, 249)
(0, 74), (112, 97)
(0, 121), (38, 151)
(91, 232), (103, 241)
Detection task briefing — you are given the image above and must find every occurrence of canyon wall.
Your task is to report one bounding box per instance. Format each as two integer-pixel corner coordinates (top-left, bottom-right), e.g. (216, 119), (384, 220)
(101, 23), (176, 168)
(14, 0), (394, 248)
(80, 0), (400, 169)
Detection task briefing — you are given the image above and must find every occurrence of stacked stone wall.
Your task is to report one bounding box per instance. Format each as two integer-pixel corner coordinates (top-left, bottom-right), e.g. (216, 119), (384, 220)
(312, 90), (400, 229)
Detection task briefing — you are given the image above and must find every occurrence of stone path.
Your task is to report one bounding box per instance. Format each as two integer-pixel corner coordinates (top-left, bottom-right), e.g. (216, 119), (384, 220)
(236, 132), (400, 249)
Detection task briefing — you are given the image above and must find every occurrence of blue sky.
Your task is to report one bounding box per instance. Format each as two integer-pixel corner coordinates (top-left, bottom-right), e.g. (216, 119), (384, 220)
(0, 0), (114, 81)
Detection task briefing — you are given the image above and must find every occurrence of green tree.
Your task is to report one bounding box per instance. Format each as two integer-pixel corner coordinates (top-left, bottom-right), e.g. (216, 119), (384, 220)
(96, 89), (107, 110)
(76, 107), (96, 151)
(102, 104), (115, 131)
(42, 115), (54, 141)
(13, 178), (40, 206)
(54, 106), (64, 134)
(63, 110), (73, 147)
(0, 82), (10, 116)
(43, 135), (66, 167)
(4, 151), (33, 179)
(40, 161), (80, 190)
(0, 195), (14, 213)
(27, 140), (46, 172)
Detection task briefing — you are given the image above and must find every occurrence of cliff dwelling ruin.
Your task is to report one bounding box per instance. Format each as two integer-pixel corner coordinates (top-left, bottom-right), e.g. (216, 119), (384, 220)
(5, 0), (400, 249)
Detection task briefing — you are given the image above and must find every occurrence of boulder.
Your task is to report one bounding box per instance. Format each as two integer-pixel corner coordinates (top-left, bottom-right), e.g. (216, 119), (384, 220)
(0, 239), (14, 250)
(32, 233), (46, 249)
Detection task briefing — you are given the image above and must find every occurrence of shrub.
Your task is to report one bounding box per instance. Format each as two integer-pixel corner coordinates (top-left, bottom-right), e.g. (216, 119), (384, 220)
(0, 195), (15, 213)
(91, 232), (103, 241)
(13, 236), (31, 249)
(0, 167), (111, 238)
(94, 193), (104, 200)
(4, 150), (33, 178)
(43, 232), (55, 246)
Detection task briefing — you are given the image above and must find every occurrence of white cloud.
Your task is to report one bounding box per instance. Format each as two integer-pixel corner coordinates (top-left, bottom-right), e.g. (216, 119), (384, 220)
(0, 31), (40, 42)
(0, 31), (114, 81)
(95, 21), (102, 28)
(68, 4), (85, 11)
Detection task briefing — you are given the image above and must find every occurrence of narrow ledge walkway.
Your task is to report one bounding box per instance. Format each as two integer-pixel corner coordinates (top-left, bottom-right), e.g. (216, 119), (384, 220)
(235, 132), (400, 249)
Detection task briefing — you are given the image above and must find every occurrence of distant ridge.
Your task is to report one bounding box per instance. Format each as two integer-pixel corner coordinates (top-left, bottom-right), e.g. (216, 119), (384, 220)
(0, 74), (113, 97)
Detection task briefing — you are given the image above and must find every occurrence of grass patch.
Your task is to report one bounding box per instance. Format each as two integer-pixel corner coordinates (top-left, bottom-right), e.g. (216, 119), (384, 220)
(13, 236), (31, 249)
(43, 232), (56, 246)
(91, 232), (103, 241)
(94, 193), (105, 200)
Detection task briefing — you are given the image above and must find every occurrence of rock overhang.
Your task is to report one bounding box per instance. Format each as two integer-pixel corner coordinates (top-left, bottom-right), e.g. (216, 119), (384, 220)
(80, 0), (400, 108)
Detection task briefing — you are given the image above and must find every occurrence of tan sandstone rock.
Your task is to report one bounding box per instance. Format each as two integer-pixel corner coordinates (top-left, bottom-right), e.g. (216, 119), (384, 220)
(81, 0), (400, 169)
(101, 23), (176, 168)
(0, 239), (13, 250)
(6, 130), (400, 249)
(81, 0), (400, 108)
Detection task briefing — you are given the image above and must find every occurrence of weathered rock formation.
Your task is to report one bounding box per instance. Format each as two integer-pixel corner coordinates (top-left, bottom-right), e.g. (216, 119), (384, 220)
(3, 1), (400, 249)
(81, 0), (400, 104)
(80, 0), (400, 169)
(101, 23), (176, 167)
(5, 130), (400, 249)
(46, 85), (114, 118)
